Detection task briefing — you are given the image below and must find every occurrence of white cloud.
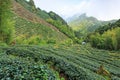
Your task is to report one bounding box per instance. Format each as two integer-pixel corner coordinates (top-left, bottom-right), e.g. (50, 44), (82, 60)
(57, 1), (88, 18)
(34, 0), (120, 21)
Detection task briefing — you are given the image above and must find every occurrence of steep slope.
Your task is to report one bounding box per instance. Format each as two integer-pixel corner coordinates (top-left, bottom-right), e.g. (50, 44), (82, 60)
(46, 11), (75, 39)
(11, 0), (68, 44)
(48, 11), (68, 25)
(68, 13), (116, 38)
(15, 0), (75, 39)
(12, 0), (63, 32)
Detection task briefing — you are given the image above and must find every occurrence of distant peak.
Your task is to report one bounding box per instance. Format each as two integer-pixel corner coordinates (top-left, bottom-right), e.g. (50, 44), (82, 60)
(80, 13), (86, 17)
(79, 13), (87, 19)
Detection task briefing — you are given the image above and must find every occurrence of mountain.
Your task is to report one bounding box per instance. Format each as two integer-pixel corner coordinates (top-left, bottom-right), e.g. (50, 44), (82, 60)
(10, 0), (75, 45)
(68, 13), (116, 38)
(68, 13), (99, 31)
(66, 13), (82, 22)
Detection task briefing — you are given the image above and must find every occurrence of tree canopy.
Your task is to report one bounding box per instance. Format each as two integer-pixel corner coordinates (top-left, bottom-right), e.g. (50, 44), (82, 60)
(0, 0), (15, 44)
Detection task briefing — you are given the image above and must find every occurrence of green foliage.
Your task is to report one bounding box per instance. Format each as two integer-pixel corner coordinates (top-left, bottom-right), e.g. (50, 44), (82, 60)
(15, 0), (35, 13)
(89, 33), (101, 48)
(1, 45), (120, 79)
(87, 19), (120, 50)
(15, 0), (75, 44)
(27, 36), (46, 45)
(48, 11), (68, 25)
(46, 11), (75, 39)
(12, 14), (67, 45)
(46, 18), (75, 39)
(16, 0), (51, 20)
(96, 19), (120, 34)
(47, 38), (56, 44)
(0, 41), (8, 47)
(15, 0), (74, 39)
(68, 13), (116, 39)
(61, 39), (73, 46)
(28, 0), (36, 12)
(115, 28), (120, 49)
(36, 8), (51, 20)
(0, 54), (60, 79)
(0, 0), (15, 44)
(89, 27), (120, 50)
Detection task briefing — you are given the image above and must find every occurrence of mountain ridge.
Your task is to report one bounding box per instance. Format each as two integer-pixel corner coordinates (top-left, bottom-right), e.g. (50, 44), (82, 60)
(68, 13), (116, 38)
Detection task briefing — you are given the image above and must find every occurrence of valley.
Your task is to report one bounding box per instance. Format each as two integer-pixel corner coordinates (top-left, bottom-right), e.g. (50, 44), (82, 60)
(0, 0), (120, 80)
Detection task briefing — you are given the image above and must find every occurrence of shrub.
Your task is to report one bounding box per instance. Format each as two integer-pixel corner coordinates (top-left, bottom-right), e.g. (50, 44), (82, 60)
(47, 39), (56, 44)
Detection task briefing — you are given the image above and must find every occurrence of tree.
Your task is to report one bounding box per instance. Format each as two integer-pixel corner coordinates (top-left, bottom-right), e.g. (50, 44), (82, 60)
(0, 0), (15, 44)
(114, 27), (120, 50)
(28, 0), (36, 12)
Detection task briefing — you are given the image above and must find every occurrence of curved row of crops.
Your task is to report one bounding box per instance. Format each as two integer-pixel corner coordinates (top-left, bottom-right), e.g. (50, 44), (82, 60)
(0, 45), (120, 80)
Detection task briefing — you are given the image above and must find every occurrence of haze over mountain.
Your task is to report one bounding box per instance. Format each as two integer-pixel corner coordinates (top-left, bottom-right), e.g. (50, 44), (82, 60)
(68, 13), (116, 38)
(33, 0), (120, 21)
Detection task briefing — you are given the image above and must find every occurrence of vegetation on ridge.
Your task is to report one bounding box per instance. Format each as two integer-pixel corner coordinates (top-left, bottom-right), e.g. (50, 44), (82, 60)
(86, 19), (120, 50)
(15, 0), (75, 40)
(68, 13), (116, 39)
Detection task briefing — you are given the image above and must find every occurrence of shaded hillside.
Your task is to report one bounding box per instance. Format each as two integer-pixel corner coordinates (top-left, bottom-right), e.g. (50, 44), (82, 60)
(11, 0), (68, 44)
(48, 11), (68, 25)
(46, 11), (75, 39)
(68, 13), (116, 38)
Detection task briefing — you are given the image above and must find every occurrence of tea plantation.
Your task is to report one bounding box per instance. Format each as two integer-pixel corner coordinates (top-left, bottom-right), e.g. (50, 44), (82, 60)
(0, 45), (120, 80)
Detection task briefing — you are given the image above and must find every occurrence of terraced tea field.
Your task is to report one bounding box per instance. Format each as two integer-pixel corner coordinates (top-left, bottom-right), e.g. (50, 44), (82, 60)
(0, 45), (120, 80)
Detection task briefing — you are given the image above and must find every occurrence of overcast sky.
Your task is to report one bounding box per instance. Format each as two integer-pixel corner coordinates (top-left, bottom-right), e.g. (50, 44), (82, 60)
(33, 0), (120, 21)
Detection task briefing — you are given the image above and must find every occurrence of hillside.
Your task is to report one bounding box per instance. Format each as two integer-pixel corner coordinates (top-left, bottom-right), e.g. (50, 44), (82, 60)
(12, 0), (60, 32)
(46, 12), (75, 39)
(87, 19), (120, 50)
(68, 13), (116, 38)
(15, 0), (75, 39)
(11, 0), (70, 45)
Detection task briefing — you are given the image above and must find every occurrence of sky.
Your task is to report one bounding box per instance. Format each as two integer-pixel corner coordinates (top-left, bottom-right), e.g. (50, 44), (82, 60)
(33, 0), (120, 21)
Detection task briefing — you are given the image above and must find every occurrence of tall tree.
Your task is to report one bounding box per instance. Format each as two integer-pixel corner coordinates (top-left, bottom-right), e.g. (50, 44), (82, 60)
(29, 0), (36, 12)
(0, 0), (15, 44)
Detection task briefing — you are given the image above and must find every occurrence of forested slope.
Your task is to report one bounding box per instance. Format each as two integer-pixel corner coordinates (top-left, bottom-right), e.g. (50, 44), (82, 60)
(87, 19), (120, 50)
